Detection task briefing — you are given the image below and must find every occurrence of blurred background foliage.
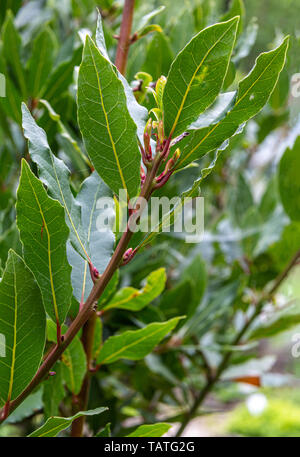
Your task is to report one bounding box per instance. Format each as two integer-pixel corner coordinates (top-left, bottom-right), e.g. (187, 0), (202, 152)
(0, 0), (300, 437)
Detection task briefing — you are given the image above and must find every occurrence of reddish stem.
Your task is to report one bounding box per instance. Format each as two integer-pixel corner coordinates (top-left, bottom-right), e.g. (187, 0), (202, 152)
(115, 0), (135, 74)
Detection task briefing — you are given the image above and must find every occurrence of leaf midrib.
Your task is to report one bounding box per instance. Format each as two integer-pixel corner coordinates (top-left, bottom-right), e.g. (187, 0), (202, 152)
(88, 39), (128, 196)
(177, 45), (283, 169)
(99, 323), (174, 363)
(169, 20), (237, 137)
(25, 165), (59, 324)
(7, 255), (17, 403)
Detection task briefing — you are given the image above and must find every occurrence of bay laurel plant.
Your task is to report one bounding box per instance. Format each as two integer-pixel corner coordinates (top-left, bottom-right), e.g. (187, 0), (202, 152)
(0, 3), (293, 437)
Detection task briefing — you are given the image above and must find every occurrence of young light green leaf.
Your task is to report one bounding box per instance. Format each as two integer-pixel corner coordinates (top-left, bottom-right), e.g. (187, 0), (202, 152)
(27, 25), (57, 98)
(0, 250), (46, 407)
(175, 37), (289, 170)
(102, 268), (166, 312)
(278, 136), (300, 221)
(127, 423), (171, 437)
(21, 104), (88, 260)
(163, 17), (239, 138)
(28, 407), (108, 437)
(16, 160), (73, 324)
(78, 36), (141, 200)
(97, 317), (182, 365)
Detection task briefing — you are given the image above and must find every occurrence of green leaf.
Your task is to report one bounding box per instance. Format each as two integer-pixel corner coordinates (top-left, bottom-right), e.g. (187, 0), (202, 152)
(127, 423), (171, 437)
(95, 11), (147, 142)
(232, 17), (258, 65)
(163, 17), (239, 138)
(136, 24), (162, 40)
(47, 320), (86, 395)
(16, 160), (72, 324)
(269, 222), (300, 270)
(161, 255), (206, 321)
(97, 317), (183, 365)
(95, 422), (111, 437)
(135, 5), (165, 31)
(278, 136), (300, 221)
(28, 407), (108, 437)
(189, 91), (236, 130)
(27, 25), (57, 98)
(21, 104), (88, 260)
(40, 46), (82, 102)
(2, 11), (27, 97)
(43, 363), (65, 418)
(102, 268), (166, 312)
(0, 250), (46, 406)
(0, 46), (22, 124)
(78, 36), (141, 200)
(67, 172), (115, 304)
(221, 0), (245, 36)
(61, 337), (86, 395)
(5, 389), (43, 424)
(175, 37), (289, 170)
(249, 300), (300, 340)
(142, 31), (174, 81)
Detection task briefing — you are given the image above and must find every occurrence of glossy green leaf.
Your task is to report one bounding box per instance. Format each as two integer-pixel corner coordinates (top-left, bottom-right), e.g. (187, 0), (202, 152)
(61, 338), (86, 395)
(2, 11), (27, 97)
(27, 25), (57, 98)
(270, 222), (300, 270)
(102, 268), (166, 312)
(249, 300), (300, 340)
(221, 0), (245, 36)
(0, 250), (46, 406)
(5, 389), (43, 424)
(0, 45), (22, 124)
(78, 36), (141, 199)
(67, 172), (115, 304)
(95, 11), (147, 142)
(127, 423), (171, 437)
(47, 320), (86, 396)
(40, 46), (82, 102)
(278, 136), (300, 221)
(163, 17), (239, 138)
(137, 24), (162, 40)
(232, 17), (258, 65)
(96, 422), (111, 437)
(42, 363), (65, 418)
(28, 407), (108, 437)
(16, 160), (72, 324)
(97, 317), (182, 365)
(142, 31), (174, 81)
(175, 38), (289, 170)
(21, 104), (88, 260)
(135, 5), (165, 31)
